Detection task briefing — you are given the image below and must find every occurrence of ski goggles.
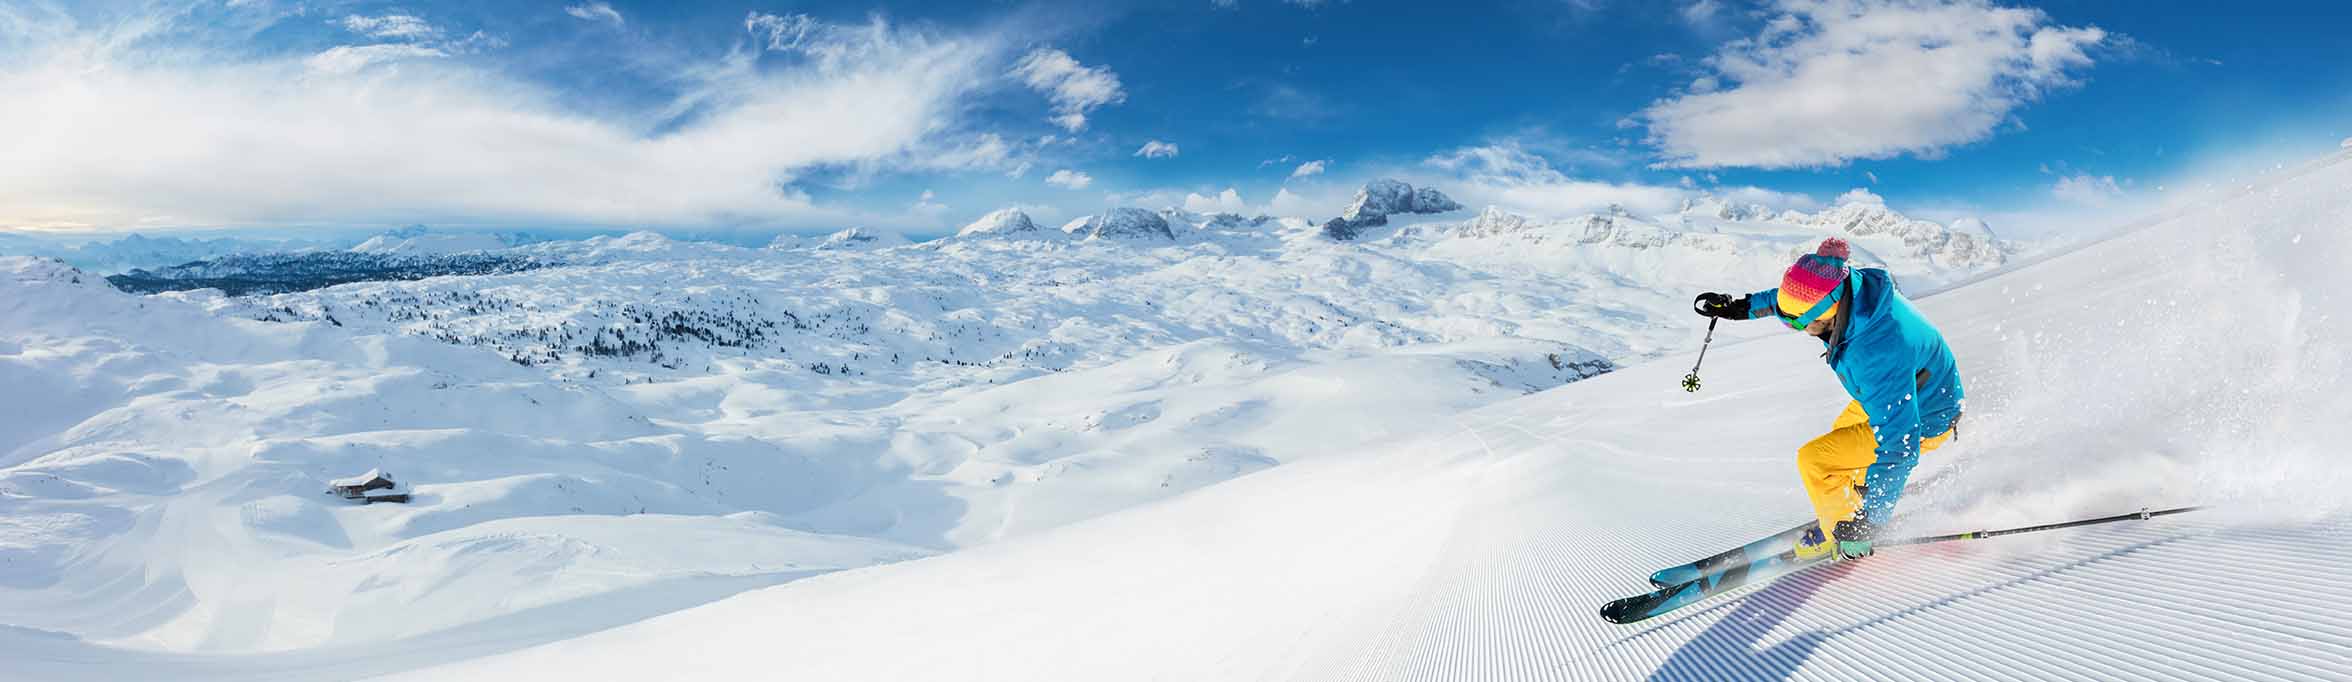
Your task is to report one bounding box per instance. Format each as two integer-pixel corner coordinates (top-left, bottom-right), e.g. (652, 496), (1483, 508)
(1778, 278), (1847, 331)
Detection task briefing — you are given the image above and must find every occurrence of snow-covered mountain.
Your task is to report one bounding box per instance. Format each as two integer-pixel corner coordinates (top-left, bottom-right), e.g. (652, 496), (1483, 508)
(1322, 178), (1465, 240)
(15, 152), (2340, 681)
(1408, 190), (2018, 290)
(349, 226), (521, 255)
(1063, 207), (1176, 240)
(0, 233), (344, 274)
(955, 208), (1054, 239)
(813, 227), (914, 250)
(383, 151), (2352, 682)
(1781, 192), (2008, 272)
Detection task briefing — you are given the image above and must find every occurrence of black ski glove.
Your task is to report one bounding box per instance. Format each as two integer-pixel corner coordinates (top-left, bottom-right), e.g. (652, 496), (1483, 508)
(1693, 292), (1750, 320)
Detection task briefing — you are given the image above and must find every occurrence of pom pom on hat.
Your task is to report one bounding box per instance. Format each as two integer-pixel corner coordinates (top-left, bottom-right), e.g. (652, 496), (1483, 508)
(1815, 237), (1851, 260)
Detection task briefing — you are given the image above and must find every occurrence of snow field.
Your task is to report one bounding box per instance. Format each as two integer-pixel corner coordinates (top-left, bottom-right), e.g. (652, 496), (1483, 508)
(1, 190), (2044, 678)
(398, 152), (2352, 680)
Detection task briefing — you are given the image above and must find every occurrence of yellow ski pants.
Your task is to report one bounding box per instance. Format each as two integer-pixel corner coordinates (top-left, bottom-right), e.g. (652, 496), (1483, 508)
(1800, 400), (1952, 540)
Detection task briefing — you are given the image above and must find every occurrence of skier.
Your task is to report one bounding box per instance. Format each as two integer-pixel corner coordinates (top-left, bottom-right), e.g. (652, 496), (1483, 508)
(1692, 237), (1963, 561)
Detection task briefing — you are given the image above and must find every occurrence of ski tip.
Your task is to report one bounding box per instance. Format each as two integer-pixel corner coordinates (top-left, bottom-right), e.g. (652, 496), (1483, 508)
(1598, 593), (1661, 625)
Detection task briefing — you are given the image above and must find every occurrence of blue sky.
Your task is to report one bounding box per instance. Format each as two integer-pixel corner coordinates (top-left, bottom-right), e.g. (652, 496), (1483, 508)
(2, 0), (2347, 238)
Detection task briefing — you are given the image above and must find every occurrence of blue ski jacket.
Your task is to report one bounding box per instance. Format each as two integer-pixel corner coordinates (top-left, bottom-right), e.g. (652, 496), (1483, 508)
(1743, 267), (1964, 524)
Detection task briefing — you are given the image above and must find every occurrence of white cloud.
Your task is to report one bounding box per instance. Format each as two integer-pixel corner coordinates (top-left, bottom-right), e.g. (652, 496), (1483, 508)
(1010, 48), (1126, 132)
(1290, 159), (1328, 178)
(1259, 154), (1295, 169)
(340, 14), (439, 41)
(564, 2), (624, 26)
(1865, 170), (1880, 184)
(1425, 143), (1558, 182)
(1678, 0), (1722, 27)
(0, 12), (1011, 229)
(1183, 188), (1250, 214)
(1835, 187), (1886, 206)
(1046, 169), (1094, 189)
(745, 12), (935, 73)
(1007, 161), (1035, 179)
(304, 43), (447, 74)
(1643, 0), (2106, 168)
(2050, 173), (2125, 206)
(1419, 141), (1816, 218)
(1134, 140), (1180, 159)
(1266, 187), (1322, 216)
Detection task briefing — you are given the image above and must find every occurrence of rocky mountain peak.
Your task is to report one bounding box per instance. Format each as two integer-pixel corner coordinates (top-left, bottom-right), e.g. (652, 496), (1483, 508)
(1324, 180), (1463, 240)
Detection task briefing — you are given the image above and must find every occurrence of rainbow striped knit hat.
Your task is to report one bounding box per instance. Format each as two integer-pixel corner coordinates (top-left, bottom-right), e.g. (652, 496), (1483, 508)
(1776, 238), (1852, 325)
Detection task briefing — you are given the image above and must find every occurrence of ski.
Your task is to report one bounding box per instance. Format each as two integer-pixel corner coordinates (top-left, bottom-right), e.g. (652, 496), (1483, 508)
(1645, 475), (1956, 587)
(1647, 520), (1816, 588)
(1604, 548), (1829, 624)
(1602, 505), (2208, 625)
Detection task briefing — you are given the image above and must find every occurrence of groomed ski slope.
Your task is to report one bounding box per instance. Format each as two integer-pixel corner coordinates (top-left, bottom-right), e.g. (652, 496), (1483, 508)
(390, 152), (2352, 681)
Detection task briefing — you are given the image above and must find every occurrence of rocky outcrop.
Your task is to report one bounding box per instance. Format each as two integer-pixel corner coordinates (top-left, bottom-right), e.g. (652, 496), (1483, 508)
(1322, 179), (1463, 240)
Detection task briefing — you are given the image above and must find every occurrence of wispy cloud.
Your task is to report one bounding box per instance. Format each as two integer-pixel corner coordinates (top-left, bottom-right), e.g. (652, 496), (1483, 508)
(1134, 140), (1180, 159)
(305, 43), (447, 74)
(2051, 173), (2125, 206)
(340, 14), (439, 41)
(1643, 0), (2106, 169)
(1290, 159), (1327, 178)
(1011, 48), (1126, 132)
(564, 2), (624, 26)
(911, 189), (948, 216)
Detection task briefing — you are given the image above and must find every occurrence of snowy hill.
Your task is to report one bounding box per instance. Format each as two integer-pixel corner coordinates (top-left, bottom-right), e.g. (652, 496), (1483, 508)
(349, 228), (516, 255)
(8, 156), (2333, 680)
(955, 208), (1057, 240)
(372, 155), (2352, 680)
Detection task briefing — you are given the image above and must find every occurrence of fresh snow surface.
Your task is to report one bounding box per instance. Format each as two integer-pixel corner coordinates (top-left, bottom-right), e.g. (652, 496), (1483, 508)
(3, 171), (2317, 680)
(375, 155), (2352, 680)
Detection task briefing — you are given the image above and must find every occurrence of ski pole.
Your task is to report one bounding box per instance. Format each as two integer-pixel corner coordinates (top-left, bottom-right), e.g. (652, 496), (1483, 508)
(1681, 317), (1717, 392)
(1882, 505), (2206, 548)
